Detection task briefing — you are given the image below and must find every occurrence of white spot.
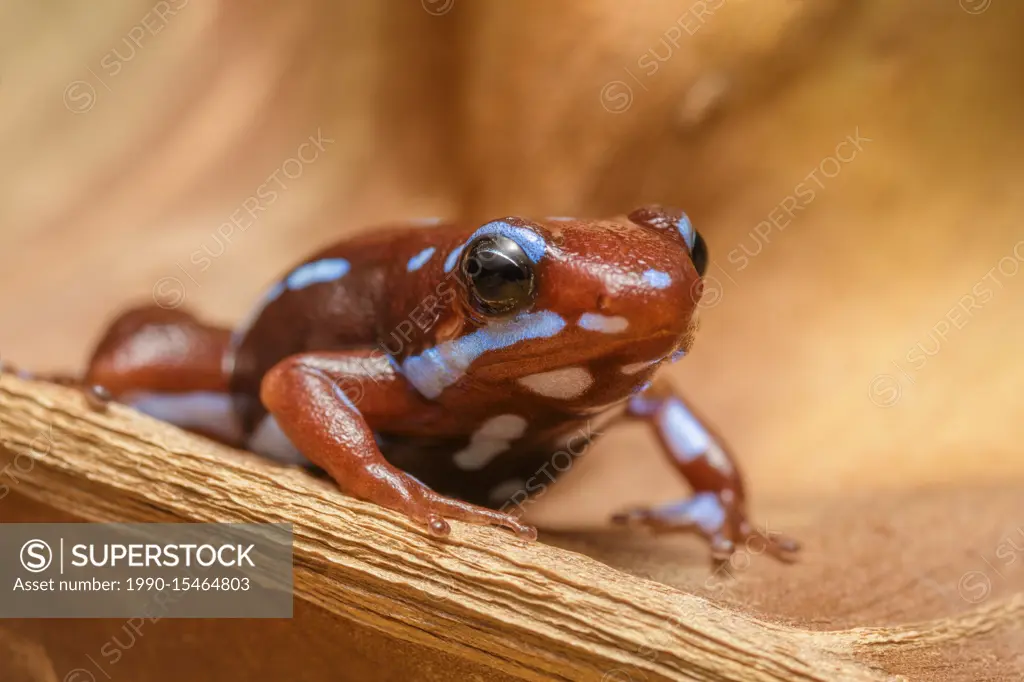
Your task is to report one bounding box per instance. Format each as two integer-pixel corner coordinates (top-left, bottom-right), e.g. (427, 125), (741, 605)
(642, 270), (672, 289)
(489, 478), (528, 505)
(406, 246), (436, 272)
(476, 414), (529, 439)
(452, 414), (527, 471)
(248, 415), (307, 465)
(452, 441), (507, 470)
(286, 258), (350, 291)
(659, 399), (711, 459)
(578, 313), (629, 334)
(703, 441), (733, 474)
(644, 492), (726, 534)
(621, 361), (654, 374)
(603, 269), (671, 294)
(125, 391), (242, 443)
(546, 216), (574, 222)
(517, 367), (593, 400)
(680, 492), (726, 534)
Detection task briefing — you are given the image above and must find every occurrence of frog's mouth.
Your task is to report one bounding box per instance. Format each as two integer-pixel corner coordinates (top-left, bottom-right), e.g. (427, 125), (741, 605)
(680, 312), (700, 352)
(472, 328), (683, 379)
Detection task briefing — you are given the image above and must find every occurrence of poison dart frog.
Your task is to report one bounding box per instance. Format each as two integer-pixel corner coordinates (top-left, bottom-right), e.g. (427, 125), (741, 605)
(39, 206), (799, 562)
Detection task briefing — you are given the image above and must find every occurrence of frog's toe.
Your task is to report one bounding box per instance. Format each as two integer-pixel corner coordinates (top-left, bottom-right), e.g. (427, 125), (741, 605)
(611, 493), (800, 566)
(513, 523), (539, 542)
(82, 384), (113, 412)
(422, 493), (537, 542)
(737, 519), (800, 563)
(707, 534), (736, 562)
(426, 514), (452, 537)
(484, 511), (537, 541)
(612, 493), (727, 536)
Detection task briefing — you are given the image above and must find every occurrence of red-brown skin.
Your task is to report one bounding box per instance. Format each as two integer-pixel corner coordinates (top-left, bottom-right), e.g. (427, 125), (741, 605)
(40, 206), (797, 563)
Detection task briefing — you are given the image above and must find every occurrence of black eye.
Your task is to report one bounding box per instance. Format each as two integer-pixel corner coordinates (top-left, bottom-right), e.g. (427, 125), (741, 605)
(460, 235), (536, 315)
(691, 232), (708, 277)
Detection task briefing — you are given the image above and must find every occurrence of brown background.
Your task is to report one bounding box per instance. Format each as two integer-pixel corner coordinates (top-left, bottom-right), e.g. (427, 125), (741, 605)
(1, 0), (1023, 679)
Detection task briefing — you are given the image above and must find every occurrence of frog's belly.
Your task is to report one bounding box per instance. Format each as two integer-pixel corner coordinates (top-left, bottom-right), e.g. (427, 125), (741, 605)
(250, 406), (619, 509)
(130, 393), (612, 511)
(243, 418), (568, 509)
(247, 415), (307, 466)
(124, 391), (243, 444)
(126, 391), (309, 466)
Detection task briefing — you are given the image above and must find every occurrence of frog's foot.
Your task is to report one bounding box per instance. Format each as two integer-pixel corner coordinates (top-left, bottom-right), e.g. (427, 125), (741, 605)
(611, 491), (799, 564)
(411, 489), (538, 542)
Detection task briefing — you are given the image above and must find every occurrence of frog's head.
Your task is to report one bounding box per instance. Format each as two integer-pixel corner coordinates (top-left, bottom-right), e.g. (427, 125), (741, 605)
(426, 206), (707, 406)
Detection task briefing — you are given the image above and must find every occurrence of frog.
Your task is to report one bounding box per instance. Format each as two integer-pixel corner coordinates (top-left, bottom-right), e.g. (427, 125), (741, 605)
(52, 205), (798, 562)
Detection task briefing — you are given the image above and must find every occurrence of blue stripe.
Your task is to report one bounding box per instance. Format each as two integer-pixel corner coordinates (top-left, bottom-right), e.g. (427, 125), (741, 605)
(401, 311), (566, 398)
(407, 246), (436, 272)
(444, 242), (467, 272)
(286, 258), (350, 290)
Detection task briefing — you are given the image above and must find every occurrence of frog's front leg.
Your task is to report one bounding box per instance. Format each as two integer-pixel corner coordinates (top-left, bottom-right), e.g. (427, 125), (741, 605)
(260, 350), (538, 541)
(613, 381), (799, 563)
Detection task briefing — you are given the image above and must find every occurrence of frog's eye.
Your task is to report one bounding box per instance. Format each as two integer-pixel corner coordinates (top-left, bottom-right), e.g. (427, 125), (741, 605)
(461, 235), (536, 315)
(691, 231), (708, 277)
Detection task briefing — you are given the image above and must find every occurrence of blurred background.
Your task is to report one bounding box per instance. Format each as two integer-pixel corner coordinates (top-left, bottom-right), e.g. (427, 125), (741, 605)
(2, 0), (1023, 601)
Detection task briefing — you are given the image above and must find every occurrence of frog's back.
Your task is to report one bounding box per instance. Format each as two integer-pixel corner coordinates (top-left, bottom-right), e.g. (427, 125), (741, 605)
(225, 219), (473, 432)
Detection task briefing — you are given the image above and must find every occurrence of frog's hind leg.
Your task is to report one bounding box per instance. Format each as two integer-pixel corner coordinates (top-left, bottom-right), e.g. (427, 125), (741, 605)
(82, 305), (241, 444)
(85, 306), (230, 394)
